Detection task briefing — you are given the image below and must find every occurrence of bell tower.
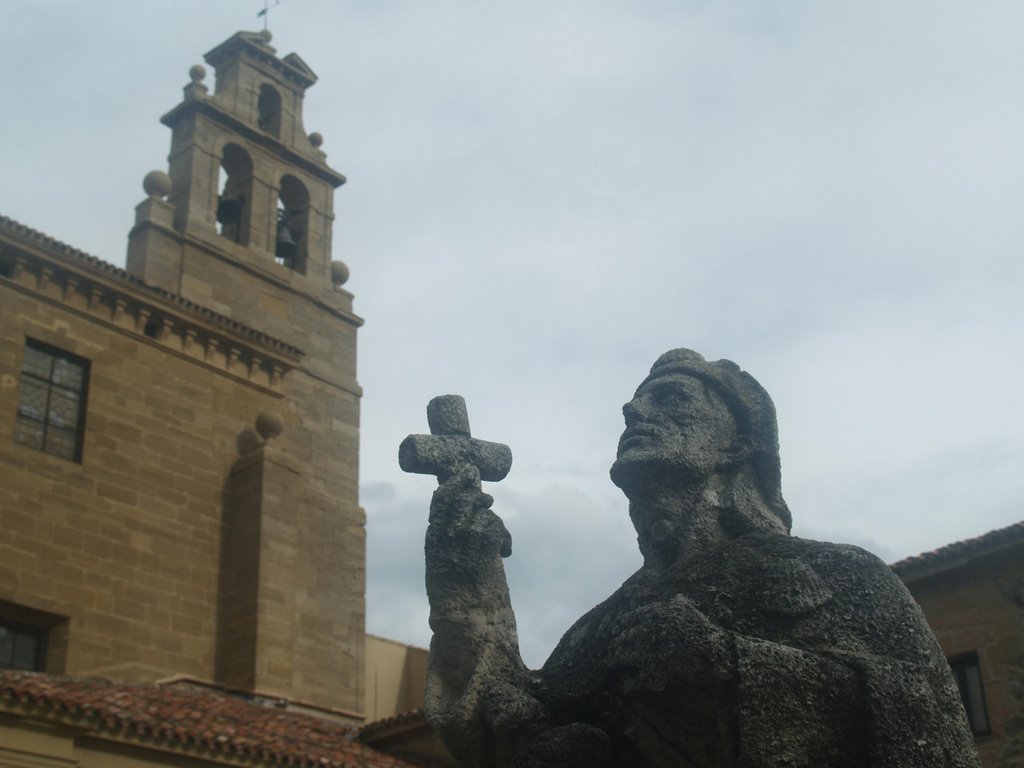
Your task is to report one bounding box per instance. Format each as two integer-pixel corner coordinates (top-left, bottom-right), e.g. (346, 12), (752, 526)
(127, 29), (349, 309)
(126, 30), (366, 715)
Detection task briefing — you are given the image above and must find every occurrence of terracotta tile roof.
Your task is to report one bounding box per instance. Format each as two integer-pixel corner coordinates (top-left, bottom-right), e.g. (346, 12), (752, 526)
(359, 708), (429, 739)
(0, 671), (419, 768)
(0, 213), (304, 359)
(890, 520), (1024, 578)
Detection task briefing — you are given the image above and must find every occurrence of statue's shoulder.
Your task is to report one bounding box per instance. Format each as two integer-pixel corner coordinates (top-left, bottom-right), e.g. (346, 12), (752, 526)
(701, 533), (910, 622)
(728, 532), (895, 582)
(729, 530), (872, 557)
(712, 533), (937, 656)
(776, 534), (907, 597)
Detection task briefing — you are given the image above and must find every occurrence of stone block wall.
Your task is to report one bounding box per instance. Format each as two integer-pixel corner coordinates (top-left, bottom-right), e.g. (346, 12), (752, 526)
(903, 545), (1024, 767)
(218, 439), (366, 710)
(0, 281), (274, 683)
(364, 635), (428, 722)
(0, 257), (365, 713)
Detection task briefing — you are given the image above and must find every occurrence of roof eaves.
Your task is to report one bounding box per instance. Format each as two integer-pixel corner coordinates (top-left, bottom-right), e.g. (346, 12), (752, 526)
(890, 520), (1024, 579)
(0, 213), (305, 360)
(0, 671), (420, 768)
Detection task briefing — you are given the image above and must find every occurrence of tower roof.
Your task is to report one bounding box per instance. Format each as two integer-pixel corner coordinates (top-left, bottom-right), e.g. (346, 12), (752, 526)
(204, 30), (318, 90)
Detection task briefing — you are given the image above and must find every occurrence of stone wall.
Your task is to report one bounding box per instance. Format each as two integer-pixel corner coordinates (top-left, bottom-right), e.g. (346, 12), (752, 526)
(0, 276), (273, 683)
(902, 542), (1024, 767)
(365, 635), (428, 722)
(0, 240), (365, 713)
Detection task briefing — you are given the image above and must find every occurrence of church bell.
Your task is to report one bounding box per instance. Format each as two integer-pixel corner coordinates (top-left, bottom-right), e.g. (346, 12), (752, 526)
(216, 197), (242, 226)
(275, 221), (298, 264)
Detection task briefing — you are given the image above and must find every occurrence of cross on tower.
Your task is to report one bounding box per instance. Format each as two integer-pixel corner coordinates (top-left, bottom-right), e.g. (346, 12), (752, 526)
(257, 0), (280, 31)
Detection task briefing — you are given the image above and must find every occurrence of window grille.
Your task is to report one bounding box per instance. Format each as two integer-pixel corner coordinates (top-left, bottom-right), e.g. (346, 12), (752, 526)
(14, 339), (90, 462)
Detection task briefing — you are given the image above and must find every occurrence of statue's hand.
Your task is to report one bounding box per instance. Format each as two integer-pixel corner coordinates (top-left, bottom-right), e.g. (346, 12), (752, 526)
(616, 595), (733, 693)
(428, 465), (512, 558)
(429, 465), (493, 521)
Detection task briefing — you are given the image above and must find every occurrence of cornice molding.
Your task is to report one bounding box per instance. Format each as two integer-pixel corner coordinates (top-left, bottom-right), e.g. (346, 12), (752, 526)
(1, 217), (304, 394)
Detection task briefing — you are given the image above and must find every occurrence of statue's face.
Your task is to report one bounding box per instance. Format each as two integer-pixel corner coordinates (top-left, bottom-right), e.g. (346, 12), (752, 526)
(610, 373), (736, 492)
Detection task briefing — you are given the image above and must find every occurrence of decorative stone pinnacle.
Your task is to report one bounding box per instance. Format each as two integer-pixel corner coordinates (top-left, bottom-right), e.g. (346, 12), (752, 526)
(142, 170), (172, 199)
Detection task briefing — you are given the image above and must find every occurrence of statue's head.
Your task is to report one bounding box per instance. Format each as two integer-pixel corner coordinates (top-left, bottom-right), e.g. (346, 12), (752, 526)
(610, 349), (791, 536)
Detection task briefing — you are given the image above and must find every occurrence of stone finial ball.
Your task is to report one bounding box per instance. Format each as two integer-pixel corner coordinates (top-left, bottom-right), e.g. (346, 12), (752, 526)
(189, 64), (207, 83)
(330, 260), (350, 287)
(309, 132), (324, 148)
(259, 29), (273, 43)
(255, 411), (285, 440)
(142, 170), (172, 199)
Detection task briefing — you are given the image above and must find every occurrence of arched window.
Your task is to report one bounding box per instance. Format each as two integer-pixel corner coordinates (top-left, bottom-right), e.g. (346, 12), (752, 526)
(257, 85), (282, 137)
(216, 144), (254, 244)
(276, 175), (309, 273)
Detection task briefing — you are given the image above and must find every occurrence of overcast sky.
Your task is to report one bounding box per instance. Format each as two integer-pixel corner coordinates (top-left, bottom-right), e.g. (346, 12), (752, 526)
(3, 1), (1022, 667)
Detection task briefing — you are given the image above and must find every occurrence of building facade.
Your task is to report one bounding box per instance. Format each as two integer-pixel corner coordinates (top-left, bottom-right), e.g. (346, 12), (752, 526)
(893, 522), (1024, 767)
(1, 30), (365, 717)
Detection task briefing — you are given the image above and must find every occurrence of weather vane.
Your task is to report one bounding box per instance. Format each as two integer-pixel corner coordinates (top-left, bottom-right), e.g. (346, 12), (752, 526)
(257, 0), (280, 32)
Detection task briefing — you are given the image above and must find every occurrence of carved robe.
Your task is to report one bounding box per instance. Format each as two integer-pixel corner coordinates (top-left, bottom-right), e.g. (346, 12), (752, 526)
(427, 521), (980, 768)
(534, 533), (979, 767)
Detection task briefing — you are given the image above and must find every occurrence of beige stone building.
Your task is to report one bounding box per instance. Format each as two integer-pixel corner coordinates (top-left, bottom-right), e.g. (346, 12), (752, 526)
(1, 28), (362, 711)
(0, 28), (444, 768)
(893, 522), (1024, 767)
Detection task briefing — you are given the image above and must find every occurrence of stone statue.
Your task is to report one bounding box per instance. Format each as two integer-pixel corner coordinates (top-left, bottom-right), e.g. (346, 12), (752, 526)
(400, 349), (980, 767)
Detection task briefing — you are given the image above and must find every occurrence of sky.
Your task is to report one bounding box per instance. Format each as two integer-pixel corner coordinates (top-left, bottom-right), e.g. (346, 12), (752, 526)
(2, 1), (1022, 668)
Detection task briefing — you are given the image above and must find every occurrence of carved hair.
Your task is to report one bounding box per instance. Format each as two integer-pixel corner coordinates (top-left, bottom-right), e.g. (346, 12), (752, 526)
(641, 349), (792, 533)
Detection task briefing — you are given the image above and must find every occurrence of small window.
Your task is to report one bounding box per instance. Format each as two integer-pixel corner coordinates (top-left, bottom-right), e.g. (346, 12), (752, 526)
(257, 84), (282, 137)
(950, 653), (991, 737)
(0, 620), (45, 671)
(14, 339), (90, 462)
(0, 603), (67, 673)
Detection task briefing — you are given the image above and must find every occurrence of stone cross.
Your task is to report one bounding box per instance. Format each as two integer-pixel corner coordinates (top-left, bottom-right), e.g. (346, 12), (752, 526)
(399, 395), (512, 483)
